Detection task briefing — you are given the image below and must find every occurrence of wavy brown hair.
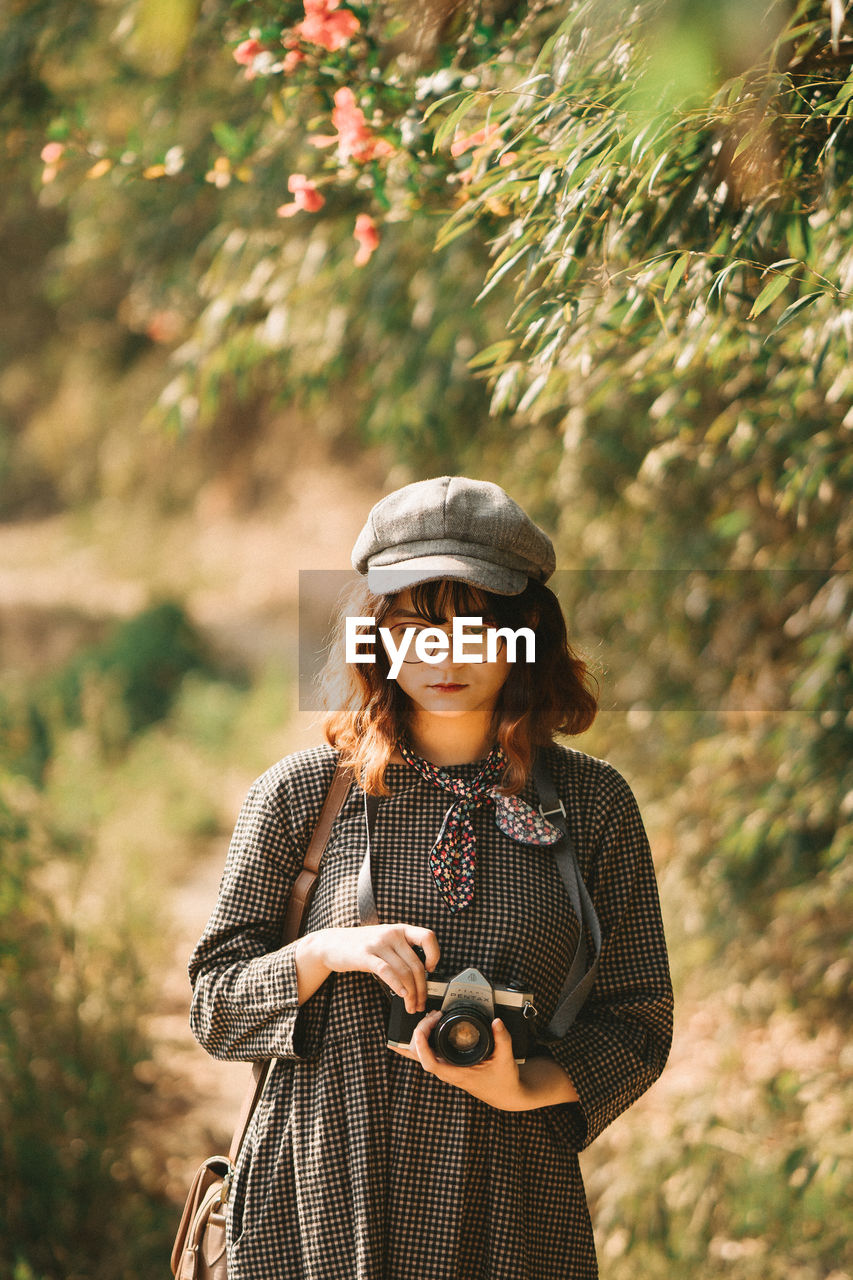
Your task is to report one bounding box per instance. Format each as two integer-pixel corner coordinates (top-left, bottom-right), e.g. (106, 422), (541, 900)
(319, 577), (598, 795)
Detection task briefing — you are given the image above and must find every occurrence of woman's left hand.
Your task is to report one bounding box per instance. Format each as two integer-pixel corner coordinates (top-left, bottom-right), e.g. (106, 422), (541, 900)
(389, 1009), (527, 1111)
(390, 1009), (581, 1111)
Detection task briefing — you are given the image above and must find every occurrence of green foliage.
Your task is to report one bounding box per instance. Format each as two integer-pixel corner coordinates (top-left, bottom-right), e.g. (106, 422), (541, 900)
(581, 853), (853, 1278)
(0, 691), (52, 785)
(20, 0), (853, 425)
(595, 1113), (852, 1278)
(1, 603), (221, 800)
(0, 639), (293, 1278)
(46, 601), (213, 737)
(6, 0), (853, 463)
(0, 786), (173, 1280)
(2, 0), (852, 1275)
(430, 1), (853, 397)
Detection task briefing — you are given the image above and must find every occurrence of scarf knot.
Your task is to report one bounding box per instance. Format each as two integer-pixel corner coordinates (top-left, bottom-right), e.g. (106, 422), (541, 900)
(397, 739), (561, 913)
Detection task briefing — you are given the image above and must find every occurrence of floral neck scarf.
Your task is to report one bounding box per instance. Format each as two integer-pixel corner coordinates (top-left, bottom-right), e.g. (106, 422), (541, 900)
(397, 738), (562, 914)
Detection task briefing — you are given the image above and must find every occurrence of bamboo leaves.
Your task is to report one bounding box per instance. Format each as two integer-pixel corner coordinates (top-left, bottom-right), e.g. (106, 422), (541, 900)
(749, 271), (794, 319)
(421, 2), (853, 419)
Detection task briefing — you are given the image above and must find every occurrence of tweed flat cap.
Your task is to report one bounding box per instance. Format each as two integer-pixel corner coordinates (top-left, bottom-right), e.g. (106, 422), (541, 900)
(351, 476), (556, 595)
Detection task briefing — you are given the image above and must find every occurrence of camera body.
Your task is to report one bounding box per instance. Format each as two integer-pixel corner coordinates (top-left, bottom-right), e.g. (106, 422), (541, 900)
(387, 967), (536, 1066)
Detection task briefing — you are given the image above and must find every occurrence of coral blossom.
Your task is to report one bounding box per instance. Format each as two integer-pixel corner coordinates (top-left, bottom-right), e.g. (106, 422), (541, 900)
(353, 213), (379, 266)
(450, 124), (502, 158)
(283, 49), (306, 72)
(233, 38), (263, 65)
(276, 174), (326, 217)
(309, 88), (394, 164)
(281, 34), (306, 73)
(40, 141), (65, 164)
(297, 0), (359, 52)
(233, 37), (269, 80)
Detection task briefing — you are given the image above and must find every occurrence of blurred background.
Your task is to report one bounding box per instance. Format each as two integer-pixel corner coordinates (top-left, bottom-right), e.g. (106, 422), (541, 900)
(1, 1), (850, 1277)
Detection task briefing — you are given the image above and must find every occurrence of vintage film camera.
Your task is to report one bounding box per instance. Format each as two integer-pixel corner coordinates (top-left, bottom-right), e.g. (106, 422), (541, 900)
(387, 967), (537, 1066)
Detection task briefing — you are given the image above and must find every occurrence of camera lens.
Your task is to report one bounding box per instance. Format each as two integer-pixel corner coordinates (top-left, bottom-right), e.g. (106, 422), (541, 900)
(447, 1022), (481, 1053)
(432, 1006), (494, 1066)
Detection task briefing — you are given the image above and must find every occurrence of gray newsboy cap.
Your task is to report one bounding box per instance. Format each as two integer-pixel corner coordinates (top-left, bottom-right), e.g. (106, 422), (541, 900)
(351, 476), (556, 596)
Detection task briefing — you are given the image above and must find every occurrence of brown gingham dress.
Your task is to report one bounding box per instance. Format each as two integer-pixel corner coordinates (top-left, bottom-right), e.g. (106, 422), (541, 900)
(188, 741), (673, 1280)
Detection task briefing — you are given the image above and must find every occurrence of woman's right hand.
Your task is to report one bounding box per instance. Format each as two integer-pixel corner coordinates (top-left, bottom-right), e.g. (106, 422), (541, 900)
(293, 924), (440, 1012)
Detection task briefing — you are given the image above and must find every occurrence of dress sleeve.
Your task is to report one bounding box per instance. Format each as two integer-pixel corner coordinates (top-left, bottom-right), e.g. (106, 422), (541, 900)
(188, 777), (333, 1062)
(543, 768), (673, 1149)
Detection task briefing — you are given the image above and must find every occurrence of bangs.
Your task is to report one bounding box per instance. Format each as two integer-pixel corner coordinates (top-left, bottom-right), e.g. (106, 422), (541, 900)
(405, 579), (494, 624)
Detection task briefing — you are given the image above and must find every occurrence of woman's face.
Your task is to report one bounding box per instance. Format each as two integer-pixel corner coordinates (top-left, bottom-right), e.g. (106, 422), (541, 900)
(380, 586), (512, 721)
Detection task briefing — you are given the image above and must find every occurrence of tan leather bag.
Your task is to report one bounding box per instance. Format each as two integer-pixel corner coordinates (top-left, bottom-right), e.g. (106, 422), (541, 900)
(170, 761), (354, 1278)
(171, 1156), (230, 1279)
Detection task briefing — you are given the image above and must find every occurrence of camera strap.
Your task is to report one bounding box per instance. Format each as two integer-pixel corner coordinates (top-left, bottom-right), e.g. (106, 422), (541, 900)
(531, 753), (601, 1038)
(357, 787), (382, 926)
(356, 752), (601, 1039)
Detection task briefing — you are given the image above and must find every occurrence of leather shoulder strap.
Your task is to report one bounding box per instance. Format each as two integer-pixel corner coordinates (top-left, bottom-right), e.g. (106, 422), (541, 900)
(282, 758), (355, 944)
(229, 756), (354, 1164)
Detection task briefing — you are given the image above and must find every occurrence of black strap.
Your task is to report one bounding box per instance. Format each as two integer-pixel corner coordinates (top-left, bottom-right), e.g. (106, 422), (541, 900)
(356, 751), (600, 1038)
(531, 753), (601, 1037)
(357, 788), (382, 925)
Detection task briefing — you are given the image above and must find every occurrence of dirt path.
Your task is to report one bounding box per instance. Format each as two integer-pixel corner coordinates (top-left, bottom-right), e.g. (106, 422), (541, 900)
(0, 447), (385, 661)
(145, 848), (253, 1204)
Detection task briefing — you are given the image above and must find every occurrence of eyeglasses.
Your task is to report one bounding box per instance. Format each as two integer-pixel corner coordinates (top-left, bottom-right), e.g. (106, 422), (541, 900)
(382, 621), (505, 664)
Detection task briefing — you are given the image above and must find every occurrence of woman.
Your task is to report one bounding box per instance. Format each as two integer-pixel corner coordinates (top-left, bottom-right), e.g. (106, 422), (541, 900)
(188, 475), (673, 1280)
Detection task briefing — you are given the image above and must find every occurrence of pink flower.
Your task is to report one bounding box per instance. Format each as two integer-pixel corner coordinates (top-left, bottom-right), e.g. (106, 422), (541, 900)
(309, 88), (394, 164)
(233, 38), (263, 65)
(450, 124), (502, 158)
(353, 213), (379, 266)
(276, 174), (326, 217)
(283, 50), (304, 71)
(146, 310), (183, 344)
(281, 34), (306, 73)
(332, 88), (371, 161)
(233, 37), (268, 79)
(40, 140), (66, 184)
(297, 0), (359, 52)
(40, 141), (65, 164)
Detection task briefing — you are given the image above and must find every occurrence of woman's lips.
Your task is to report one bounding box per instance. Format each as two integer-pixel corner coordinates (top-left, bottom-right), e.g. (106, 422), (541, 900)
(430, 683), (467, 691)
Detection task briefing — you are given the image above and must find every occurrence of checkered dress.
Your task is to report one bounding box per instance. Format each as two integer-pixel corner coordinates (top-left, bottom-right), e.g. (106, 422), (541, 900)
(188, 742), (673, 1280)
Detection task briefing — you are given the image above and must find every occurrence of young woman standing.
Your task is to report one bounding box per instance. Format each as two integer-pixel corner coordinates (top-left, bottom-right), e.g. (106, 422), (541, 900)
(189, 475), (673, 1279)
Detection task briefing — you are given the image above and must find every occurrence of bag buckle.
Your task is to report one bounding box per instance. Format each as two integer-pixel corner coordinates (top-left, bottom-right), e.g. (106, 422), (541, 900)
(538, 800), (566, 820)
